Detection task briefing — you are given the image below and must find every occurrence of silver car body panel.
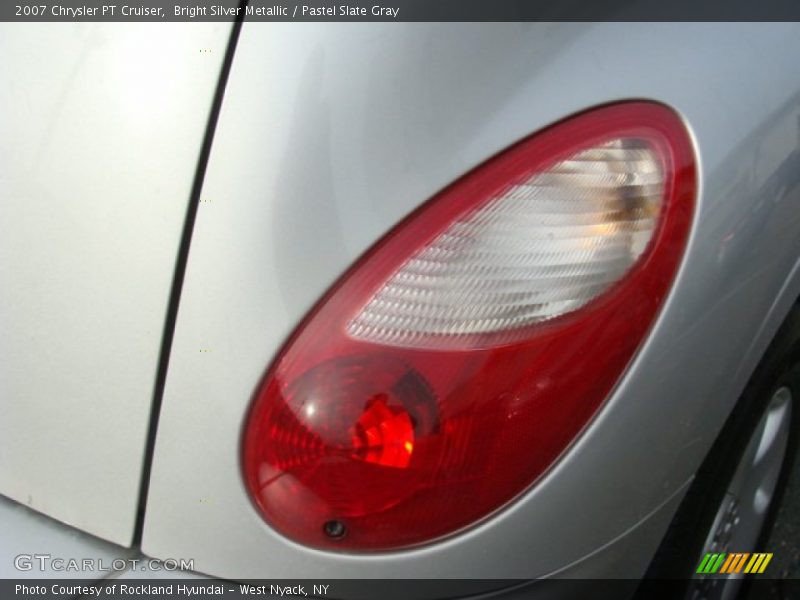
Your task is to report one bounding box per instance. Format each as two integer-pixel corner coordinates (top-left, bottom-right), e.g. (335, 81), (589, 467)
(0, 495), (132, 579)
(140, 23), (800, 578)
(0, 23), (231, 545)
(0, 477), (689, 585)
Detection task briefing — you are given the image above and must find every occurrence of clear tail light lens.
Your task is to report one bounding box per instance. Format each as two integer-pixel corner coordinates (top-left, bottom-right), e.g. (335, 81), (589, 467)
(243, 102), (696, 551)
(348, 138), (664, 349)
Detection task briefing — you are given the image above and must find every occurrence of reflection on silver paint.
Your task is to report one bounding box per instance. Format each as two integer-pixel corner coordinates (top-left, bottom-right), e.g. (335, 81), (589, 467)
(138, 23), (800, 579)
(0, 23), (231, 545)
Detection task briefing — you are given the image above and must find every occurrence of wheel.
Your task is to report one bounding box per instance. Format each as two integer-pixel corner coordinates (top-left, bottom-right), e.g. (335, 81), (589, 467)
(640, 303), (800, 599)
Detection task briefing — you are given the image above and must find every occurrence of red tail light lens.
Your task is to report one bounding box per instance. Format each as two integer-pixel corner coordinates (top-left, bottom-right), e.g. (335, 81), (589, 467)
(243, 102), (696, 550)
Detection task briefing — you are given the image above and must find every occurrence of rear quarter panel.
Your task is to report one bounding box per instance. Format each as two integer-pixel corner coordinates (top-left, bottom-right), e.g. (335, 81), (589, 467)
(141, 22), (800, 578)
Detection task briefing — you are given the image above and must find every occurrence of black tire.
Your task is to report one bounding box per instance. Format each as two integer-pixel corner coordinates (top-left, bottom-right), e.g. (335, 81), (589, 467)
(639, 303), (800, 598)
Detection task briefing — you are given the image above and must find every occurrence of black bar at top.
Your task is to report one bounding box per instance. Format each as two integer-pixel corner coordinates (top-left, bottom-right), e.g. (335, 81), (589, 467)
(5, 0), (800, 22)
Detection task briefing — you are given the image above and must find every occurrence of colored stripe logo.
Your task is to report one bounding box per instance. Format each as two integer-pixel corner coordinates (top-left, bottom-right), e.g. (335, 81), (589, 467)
(696, 552), (773, 574)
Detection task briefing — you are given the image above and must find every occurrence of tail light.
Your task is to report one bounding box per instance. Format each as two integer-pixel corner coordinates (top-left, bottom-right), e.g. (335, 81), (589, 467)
(243, 102), (696, 550)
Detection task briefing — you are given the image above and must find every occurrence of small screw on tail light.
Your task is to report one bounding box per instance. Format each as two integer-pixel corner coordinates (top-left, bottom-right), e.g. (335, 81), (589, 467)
(243, 102), (696, 551)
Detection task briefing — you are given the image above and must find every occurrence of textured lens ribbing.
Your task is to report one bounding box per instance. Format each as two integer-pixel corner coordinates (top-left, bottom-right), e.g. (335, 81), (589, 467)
(347, 139), (664, 348)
